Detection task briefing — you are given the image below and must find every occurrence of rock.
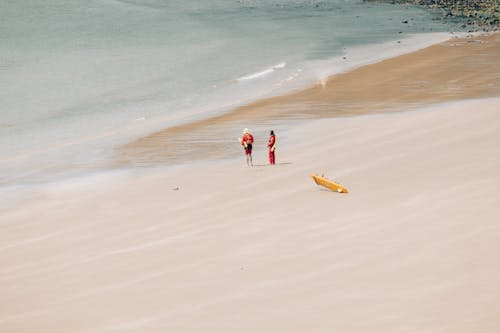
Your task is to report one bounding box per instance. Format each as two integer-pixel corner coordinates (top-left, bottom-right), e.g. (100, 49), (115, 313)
(362, 0), (499, 32)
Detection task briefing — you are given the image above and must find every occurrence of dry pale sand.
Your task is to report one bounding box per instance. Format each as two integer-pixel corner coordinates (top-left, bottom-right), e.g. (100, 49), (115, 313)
(2, 97), (500, 332)
(1, 33), (500, 333)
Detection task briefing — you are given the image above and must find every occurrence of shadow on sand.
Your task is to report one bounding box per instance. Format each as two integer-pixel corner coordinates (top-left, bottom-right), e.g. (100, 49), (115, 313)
(252, 162), (293, 167)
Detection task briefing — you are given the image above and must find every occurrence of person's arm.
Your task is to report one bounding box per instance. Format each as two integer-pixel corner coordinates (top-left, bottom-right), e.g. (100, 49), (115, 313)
(268, 135), (274, 147)
(271, 136), (277, 151)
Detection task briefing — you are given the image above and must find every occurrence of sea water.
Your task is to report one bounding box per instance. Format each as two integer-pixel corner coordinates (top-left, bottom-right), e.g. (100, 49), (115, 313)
(0, 0), (455, 188)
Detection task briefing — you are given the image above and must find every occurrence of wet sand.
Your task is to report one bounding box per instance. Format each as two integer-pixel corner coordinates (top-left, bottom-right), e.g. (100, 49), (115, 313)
(118, 33), (500, 166)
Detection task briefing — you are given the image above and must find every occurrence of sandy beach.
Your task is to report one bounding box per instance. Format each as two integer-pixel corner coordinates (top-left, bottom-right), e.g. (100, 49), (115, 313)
(1, 33), (500, 332)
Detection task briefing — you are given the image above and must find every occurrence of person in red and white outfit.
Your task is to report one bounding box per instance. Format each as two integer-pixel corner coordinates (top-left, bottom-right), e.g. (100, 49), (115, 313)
(268, 130), (277, 165)
(240, 128), (254, 166)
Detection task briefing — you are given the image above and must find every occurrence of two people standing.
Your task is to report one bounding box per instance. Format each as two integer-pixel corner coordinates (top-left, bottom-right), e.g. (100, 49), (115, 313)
(240, 128), (277, 166)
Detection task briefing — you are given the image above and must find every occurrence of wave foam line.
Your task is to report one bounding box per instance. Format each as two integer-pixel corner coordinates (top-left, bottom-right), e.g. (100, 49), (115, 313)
(237, 62), (286, 82)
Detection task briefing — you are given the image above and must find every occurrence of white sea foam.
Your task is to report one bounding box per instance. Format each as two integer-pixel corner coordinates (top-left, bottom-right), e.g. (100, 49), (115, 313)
(237, 62), (287, 81)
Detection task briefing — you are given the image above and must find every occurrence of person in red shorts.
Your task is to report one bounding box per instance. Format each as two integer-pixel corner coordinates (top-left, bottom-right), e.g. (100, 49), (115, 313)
(240, 128), (254, 166)
(267, 130), (277, 165)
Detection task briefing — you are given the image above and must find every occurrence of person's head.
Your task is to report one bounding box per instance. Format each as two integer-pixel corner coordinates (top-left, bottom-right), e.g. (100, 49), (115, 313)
(243, 128), (249, 134)
(270, 130), (274, 136)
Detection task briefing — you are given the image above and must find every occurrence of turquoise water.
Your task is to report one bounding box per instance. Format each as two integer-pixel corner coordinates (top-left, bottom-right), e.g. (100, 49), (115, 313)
(0, 0), (453, 186)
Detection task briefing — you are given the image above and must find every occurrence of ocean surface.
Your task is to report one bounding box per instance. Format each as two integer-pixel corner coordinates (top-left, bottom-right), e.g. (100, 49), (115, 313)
(1, 0), (456, 190)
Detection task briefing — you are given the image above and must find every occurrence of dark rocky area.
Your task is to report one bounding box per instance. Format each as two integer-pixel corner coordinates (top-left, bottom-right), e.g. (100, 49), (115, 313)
(364, 0), (499, 31)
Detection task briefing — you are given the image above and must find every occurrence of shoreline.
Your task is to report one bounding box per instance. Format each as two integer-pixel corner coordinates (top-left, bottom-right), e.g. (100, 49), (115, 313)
(117, 32), (499, 168)
(0, 32), (456, 188)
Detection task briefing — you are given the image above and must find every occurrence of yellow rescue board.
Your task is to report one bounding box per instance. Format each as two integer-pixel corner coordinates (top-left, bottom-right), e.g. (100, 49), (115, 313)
(311, 174), (348, 193)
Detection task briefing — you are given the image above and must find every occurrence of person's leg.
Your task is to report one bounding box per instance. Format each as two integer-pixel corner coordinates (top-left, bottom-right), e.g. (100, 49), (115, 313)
(249, 153), (253, 166)
(271, 151), (275, 164)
